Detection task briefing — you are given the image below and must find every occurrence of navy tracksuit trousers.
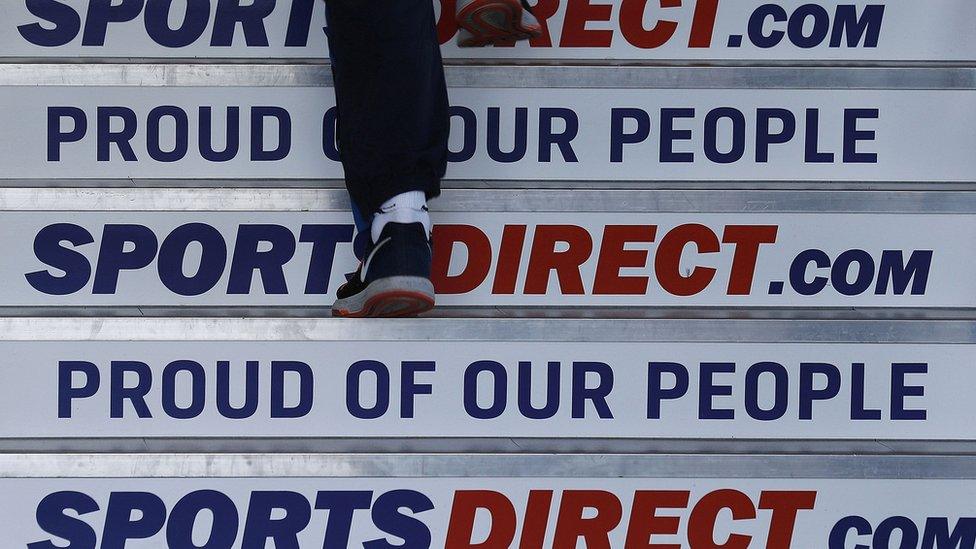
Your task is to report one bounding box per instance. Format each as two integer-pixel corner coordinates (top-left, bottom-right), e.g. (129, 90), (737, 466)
(324, 0), (450, 218)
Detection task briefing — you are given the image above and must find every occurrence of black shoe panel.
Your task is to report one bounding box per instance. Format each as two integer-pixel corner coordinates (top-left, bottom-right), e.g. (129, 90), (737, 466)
(361, 222), (432, 285)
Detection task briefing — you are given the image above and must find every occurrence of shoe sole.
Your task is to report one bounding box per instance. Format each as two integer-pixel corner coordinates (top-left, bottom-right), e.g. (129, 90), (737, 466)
(456, 0), (542, 47)
(332, 276), (435, 318)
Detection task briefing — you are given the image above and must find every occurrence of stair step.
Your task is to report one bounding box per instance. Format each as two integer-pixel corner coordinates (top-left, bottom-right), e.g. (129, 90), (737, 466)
(3, 178), (975, 192)
(5, 64), (975, 88)
(0, 317), (970, 443)
(5, 453), (974, 478)
(0, 317), (971, 343)
(2, 0), (973, 64)
(0, 188), (970, 311)
(0, 64), (973, 183)
(5, 438), (975, 455)
(4, 453), (975, 547)
(0, 307), (973, 320)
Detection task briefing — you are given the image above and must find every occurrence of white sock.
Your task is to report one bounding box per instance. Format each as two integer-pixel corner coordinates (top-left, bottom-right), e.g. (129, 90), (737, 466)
(371, 191), (431, 243)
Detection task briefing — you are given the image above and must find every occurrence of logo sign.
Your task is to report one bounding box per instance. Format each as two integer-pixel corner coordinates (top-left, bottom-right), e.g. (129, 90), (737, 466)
(4, 0), (975, 62)
(2, 331), (969, 440)
(12, 86), (976, 182)
(5, 188), (973, 308)
(8, 475), (976, 548)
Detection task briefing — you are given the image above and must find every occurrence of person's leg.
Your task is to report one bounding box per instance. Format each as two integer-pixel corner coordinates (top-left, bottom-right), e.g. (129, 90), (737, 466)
(325, 0), (448, 317)
(326, 0), (448, 217)
(324, 0), (539, 318)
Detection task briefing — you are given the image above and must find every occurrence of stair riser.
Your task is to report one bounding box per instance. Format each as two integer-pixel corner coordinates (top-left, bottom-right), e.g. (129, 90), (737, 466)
(1, 190), (971, 308)
(5, 84), (973, 182)
(5, 455), (976, 549)
(1, 334), (969, 440)
(3, 0), (973, 63)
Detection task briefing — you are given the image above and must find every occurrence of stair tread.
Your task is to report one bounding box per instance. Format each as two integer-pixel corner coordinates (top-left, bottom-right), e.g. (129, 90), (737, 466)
(2, 453), (975, 477)
(0, 316), (971, 341)
(1, 63), (974, 88)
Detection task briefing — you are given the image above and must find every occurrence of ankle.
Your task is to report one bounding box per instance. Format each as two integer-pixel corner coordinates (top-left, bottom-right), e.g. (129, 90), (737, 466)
(371, 191), (431, 242)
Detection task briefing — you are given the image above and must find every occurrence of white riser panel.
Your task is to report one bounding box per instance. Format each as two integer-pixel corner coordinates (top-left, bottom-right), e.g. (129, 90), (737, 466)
(1, 65), (974, 183)
(3, 0), (974, 63)
(0, 188), (972, 310)
(5, 454), (976, 549)
(0, 317), (974, 442)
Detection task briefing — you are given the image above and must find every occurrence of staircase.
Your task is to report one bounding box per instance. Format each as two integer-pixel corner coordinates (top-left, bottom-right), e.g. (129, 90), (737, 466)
(2, 1), (976, 546)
